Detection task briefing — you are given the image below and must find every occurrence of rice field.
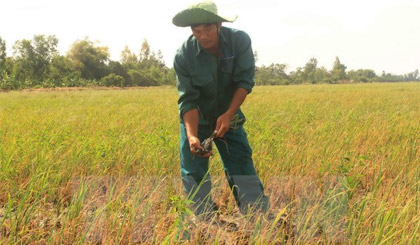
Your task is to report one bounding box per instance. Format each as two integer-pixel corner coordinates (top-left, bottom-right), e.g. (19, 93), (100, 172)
(0, 82), (419, 244)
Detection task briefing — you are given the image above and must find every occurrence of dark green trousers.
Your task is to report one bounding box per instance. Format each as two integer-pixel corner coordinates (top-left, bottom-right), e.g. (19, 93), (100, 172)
(180, 123), (269, 216)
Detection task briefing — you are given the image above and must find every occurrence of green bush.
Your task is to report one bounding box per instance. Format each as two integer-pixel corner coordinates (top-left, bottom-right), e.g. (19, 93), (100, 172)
(100, 73), (125, 87)
(0, 72), (20, 90)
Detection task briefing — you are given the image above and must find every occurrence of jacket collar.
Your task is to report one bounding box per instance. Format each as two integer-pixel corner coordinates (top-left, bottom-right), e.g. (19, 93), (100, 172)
(193, 27), (228, 56)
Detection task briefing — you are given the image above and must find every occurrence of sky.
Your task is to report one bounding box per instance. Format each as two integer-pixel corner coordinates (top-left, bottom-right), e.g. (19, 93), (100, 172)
(1, 0), (420, 75)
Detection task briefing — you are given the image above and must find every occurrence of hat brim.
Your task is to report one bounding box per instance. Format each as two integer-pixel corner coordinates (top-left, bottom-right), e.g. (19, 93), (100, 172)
(172, 8), (237, 27)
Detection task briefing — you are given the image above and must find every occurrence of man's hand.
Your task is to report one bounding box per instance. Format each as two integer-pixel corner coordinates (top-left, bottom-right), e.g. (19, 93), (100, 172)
(215, 111), (234, 138)
(215, 88), (248, 138)
(183, 109), (211, 158)
(188, 136), (212, 158)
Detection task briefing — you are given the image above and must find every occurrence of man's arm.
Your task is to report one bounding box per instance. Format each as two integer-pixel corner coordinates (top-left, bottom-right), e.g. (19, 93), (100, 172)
(215, 87), (248, 138)
(183, 109), (212, 157)
(215, 30), (255, 138)
(174, 53), (211, 157)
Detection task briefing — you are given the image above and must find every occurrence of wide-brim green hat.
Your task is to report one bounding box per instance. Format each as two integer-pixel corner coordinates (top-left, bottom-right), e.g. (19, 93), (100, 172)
(172, 1), (237, 27)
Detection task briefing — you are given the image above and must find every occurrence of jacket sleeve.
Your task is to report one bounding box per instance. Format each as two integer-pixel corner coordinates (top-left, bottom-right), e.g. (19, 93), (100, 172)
(232, 31), (255, 94)
(174, 53), (199, 120)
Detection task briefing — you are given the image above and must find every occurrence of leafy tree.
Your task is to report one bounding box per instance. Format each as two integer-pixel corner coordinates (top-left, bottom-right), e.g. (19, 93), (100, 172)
(166, 68), (176, 86)
(303, 57), (318, 84)
(0, 71), (18, 90)
(139, 39), (166, 69)
(100, 73), (125, 87)
(4, 58), (14, 74)
(124, 39), (171, 86)
(67, 38), (109, 80)
(12, 39), (34, 85)
(253, 51), (258, 64)
(120, 46), (138, 68)
(254, 65), (270, 85)
(314, 66), (332, 84)
(255, 63), (290, 85)
(331, 57), (347, 83)
(12, 35), (58, 87)
(0, 58), (18, 90)
(414, 69), (419, 80)
(47, 55), (81, 87)
(347, 69), (376, 83)
(378, 71), (403, 82)
(0, 37), (5, 72)
(107, 60), (130, 86)
(0, 37), (6, 85)
(404, 69), (419, 81)
(290, 67), (304, 84)
(139, 39), (151, 63)
(127, 69), (157, 86)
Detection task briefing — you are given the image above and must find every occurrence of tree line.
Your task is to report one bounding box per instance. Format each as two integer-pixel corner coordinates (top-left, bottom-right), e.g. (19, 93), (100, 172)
(0, 35), (175, 90)
(254, 55), (420, 85)
(0, 35), (418, 90)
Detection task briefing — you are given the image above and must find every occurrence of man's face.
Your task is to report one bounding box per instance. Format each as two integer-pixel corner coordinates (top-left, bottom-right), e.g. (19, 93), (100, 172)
(191, 23), (221, 50)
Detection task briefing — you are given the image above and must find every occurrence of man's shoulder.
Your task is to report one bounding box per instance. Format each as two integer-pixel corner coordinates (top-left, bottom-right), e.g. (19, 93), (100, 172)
(174, 35), (197, 72)
(221, 26), (252, 45)
(175, 35), (196, 59)
(222, 26), (248, 36)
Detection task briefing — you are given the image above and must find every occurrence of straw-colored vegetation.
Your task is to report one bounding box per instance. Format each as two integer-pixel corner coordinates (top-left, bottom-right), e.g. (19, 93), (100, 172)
(0, 82), (419, 244)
